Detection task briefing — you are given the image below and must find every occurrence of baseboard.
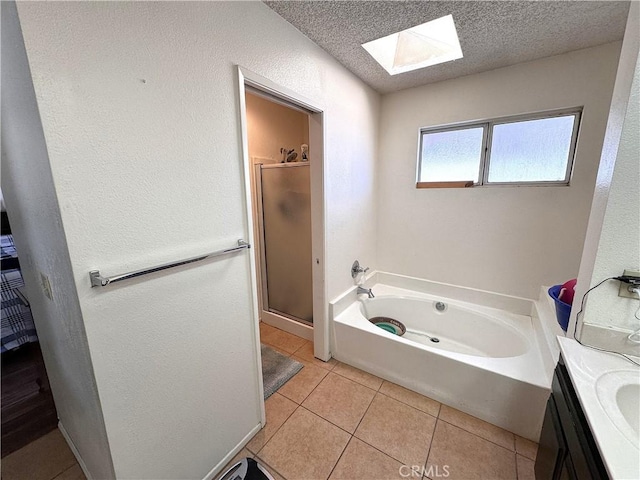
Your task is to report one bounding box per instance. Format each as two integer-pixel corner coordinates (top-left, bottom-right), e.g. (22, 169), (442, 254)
(60, 421), (262, 480)
(58, 421), (92, 480)
(203, 423), (262, 480)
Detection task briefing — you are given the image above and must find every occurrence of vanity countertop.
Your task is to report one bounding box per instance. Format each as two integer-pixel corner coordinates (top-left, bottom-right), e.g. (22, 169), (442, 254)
(557, 336), (640, 480)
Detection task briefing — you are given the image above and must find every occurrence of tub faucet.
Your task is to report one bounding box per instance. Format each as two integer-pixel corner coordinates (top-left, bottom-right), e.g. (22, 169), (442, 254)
(351, 260), (369, 279)
(357, 286), (375, 298)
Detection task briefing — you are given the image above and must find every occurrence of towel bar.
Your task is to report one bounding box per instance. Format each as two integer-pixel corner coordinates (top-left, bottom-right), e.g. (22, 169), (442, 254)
(89, 240), (250, 287)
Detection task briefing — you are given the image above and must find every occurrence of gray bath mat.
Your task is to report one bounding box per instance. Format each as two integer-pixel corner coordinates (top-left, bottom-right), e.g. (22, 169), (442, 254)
(261, 344), (303, 399)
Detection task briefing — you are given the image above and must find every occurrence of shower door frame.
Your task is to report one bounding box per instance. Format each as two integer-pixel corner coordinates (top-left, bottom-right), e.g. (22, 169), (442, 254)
(236, 66), (329, 364)
(255, 163), (314, 328)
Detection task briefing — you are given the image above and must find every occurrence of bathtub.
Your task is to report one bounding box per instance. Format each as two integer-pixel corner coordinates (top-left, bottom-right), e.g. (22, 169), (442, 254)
(331, 283), (551, 440)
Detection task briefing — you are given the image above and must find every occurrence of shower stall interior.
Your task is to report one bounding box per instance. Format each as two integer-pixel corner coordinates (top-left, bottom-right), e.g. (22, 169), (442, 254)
(255, 162), (313, 326)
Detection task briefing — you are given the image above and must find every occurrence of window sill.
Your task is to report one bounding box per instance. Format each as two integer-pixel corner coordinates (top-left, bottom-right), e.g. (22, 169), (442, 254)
(416, 181), (474, 189)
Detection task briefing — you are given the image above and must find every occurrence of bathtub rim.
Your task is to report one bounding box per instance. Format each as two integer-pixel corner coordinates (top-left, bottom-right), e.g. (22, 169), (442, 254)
(330, 271), (535, 319)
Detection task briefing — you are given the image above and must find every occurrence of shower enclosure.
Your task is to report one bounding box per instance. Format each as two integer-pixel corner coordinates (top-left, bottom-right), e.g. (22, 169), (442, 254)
(256, 163), (313, 325)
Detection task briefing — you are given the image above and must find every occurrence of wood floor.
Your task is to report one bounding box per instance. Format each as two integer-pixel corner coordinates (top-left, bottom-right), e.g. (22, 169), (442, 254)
(1, 343), (58, 457)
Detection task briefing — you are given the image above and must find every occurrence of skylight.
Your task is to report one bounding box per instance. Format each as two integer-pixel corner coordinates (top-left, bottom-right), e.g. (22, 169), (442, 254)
(362, 15), (463, 75)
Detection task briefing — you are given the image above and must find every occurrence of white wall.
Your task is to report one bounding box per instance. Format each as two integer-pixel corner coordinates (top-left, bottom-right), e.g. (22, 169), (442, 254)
(246, 92), (309, 163)
(1, 2), (114, 478)
(571, 3), (640, 352)
(377, 43), (620, 299)
(585, 53), (639, 331)
(15, 1), (379, 478)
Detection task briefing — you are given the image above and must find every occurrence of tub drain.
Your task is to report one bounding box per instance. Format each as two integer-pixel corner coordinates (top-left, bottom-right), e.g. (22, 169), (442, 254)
(369, 317), (406, 336)
(434, 302), (447, 312)
(406, 328), (440, 343)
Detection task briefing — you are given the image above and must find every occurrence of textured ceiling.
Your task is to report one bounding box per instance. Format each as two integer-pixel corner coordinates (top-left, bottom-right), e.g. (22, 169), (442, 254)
(264, 1), (630, 94)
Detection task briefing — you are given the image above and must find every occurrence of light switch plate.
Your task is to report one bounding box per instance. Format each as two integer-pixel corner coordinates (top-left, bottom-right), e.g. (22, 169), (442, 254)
(618, 270), (640, 298)
(40, 272), (53, 301)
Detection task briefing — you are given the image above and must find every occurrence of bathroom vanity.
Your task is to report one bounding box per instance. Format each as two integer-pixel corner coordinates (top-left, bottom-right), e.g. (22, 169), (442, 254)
(535, 338), (640, 480)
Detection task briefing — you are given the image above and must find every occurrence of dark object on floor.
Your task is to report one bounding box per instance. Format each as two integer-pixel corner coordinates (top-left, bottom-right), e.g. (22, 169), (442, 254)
(218, 457), (275, 480)
(261, 344), (303, 399)
(1, 343), (57, 457)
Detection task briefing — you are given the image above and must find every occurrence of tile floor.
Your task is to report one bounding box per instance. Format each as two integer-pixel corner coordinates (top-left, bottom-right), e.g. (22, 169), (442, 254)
(242, 322), (539, 480)
(1, 428), (85, 480)
(4, 323), (539, 480)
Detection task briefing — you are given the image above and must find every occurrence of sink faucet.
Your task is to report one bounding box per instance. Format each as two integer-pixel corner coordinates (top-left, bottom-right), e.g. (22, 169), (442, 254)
(357, 286), (375, 298)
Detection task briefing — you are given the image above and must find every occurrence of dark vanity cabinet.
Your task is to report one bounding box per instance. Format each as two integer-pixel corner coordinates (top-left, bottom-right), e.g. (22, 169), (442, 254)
(535, 356), (609, 480)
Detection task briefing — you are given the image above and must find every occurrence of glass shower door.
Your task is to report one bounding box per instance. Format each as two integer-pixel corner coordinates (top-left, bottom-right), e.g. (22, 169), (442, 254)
(259, 163), (313, 324)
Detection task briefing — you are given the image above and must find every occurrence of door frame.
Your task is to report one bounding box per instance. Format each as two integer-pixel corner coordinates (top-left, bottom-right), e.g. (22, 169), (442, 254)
(236, 67), (329, 364)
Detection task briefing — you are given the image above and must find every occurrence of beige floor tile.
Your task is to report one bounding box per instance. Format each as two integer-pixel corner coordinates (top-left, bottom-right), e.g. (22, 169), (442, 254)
(426, 420), (516, 480)
(261, 325), (307, 354)
(516, 455), (536, 480)
(278, 361), (328, 404)
(302, 372), (376, 433)
(379, 381), (440, 417)
(247, 393), (298, 453)
(293, 341), (337, 371)
(52, 464), (86, 480)
(333, 362), (383, 390)
(515, 436), (538, 461)
(329, 437), (405, 480)
(258, 407), (350, 480)
(439, 405), (515, 451)
(516, 454), (535, 480)
(218, 448), (253, 479)
(260, 321), (277, 337)
(354, 393), (436, 466)
(262, 342), (292, 358)
(260, 324), (291, 356)
(1, 429), (78, 480)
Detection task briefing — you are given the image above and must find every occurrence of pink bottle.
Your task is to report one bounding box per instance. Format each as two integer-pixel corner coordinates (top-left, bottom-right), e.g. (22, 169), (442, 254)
(558, 278), (577, 305)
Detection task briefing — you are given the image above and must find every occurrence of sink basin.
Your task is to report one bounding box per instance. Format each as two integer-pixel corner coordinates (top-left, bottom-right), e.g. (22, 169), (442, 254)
(618, 383), (640, 435)
(596, 370), (640, 449)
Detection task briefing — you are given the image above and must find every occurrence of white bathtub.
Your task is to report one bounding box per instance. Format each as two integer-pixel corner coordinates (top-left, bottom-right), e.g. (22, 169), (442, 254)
(331, 283), (551, 440)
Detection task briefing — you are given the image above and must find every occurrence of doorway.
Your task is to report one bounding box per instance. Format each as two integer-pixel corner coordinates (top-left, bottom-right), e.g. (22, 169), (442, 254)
(0, 209), (58, 456)
(246, 92), (313, 338)
(237, 67), (329, 362)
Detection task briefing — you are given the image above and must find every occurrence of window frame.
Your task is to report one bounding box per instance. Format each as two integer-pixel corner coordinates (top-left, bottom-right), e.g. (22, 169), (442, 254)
(416, 108), (583, 188)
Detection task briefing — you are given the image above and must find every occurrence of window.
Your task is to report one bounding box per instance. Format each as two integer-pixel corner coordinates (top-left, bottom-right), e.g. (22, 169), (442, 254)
(417, 109), (581, 187)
